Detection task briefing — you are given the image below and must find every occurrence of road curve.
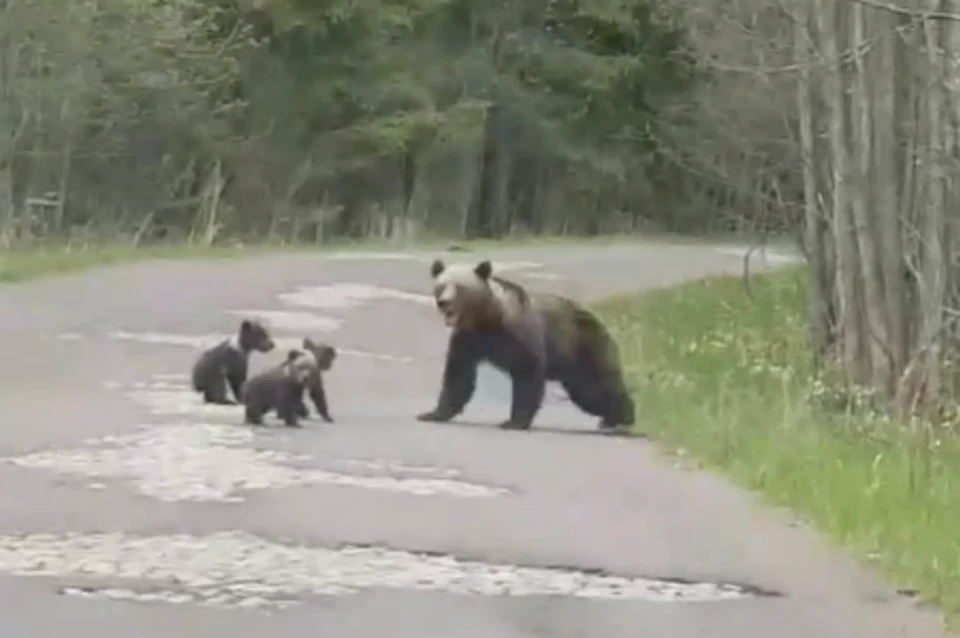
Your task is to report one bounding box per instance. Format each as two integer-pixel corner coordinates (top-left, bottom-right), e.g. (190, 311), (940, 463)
(0, 241), (948, 637)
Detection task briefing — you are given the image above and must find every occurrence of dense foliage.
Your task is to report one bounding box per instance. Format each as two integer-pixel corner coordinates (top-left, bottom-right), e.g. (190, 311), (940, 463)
(0, 0), (704, 244)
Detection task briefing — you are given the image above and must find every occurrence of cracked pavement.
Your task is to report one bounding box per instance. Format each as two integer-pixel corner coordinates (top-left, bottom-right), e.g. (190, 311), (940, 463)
(0, 240), (950, 637)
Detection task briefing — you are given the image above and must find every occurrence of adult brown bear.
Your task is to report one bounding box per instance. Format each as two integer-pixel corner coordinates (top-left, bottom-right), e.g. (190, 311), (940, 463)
(417, 259), (635, 431)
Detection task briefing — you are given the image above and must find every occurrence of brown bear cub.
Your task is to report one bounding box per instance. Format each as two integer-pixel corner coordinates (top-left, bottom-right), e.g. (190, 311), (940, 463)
(191, 319), (275, 405)
(242, 348), (319, 427)
(295, 337), (337, 423)
(418, 259), (635, 431)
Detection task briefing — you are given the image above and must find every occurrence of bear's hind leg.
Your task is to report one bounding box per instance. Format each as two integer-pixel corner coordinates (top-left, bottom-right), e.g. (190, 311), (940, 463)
(558, 368), (634, 430)
(278, 405), (301, 428)
(277, 384), (304, 427)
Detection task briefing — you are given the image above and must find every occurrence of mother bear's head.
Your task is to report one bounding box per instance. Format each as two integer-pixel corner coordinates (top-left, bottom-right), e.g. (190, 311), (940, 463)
(429, 259), (529, 330)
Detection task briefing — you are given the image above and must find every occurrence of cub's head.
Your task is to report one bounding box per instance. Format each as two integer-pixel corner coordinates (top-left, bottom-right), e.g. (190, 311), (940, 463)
(282, 348), (318, 383)
(303, 337), (337, 371)
(238, 319), (275, 353)
(429, 259), (522, 330)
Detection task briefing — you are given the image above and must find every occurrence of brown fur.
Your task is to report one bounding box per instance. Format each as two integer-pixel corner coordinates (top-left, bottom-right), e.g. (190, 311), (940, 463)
(420, 259), (635, 430)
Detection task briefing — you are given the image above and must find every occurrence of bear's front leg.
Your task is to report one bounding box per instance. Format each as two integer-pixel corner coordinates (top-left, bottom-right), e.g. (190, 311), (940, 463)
(499, 366), (545, 431)
(225, 353), (248, 403)
(418, 332), (478, 422)
(204, 376), (236, 405)
(308, 374), (334, 423)
(244, 403), (266, 426)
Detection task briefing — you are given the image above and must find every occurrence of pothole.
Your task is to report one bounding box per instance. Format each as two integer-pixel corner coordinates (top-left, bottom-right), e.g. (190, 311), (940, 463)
(1, 422), (510, 502)
(0, 531), (773, 611)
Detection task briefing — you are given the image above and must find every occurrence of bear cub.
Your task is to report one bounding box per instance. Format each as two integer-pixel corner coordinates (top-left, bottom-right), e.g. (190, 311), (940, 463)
(295, 337), (337, 423)
(191, 319), (275, 405)
(242, 348), (319, 427)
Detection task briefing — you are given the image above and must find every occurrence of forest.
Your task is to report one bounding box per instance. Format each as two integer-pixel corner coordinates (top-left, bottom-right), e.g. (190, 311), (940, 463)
(0, 0), (776, 245)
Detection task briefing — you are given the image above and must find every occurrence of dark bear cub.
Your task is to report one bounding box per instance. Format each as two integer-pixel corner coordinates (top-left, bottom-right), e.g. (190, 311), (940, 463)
(191, 319), (275, 405)
(242, 348), (317, 427)
(295, 337), (337, 422)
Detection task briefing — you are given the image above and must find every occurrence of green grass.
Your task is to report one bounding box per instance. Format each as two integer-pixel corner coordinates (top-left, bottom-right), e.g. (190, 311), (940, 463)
(0, 230), (764, 284)
(0, 243), (241, 282)
(597, 267), (960, 623)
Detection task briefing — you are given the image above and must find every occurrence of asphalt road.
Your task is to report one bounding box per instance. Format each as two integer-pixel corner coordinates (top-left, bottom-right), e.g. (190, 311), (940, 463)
(0, 240), (949, 637)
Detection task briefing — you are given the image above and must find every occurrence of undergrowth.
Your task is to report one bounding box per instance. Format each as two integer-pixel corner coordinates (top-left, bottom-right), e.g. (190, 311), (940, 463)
(598, 266), (960, 623)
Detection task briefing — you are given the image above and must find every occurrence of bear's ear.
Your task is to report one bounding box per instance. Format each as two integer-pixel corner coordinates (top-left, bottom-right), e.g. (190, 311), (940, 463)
(430, 259), (445, 278)
(302, 337), (315, 349)
(474, 260), (492, 281)
(240, 320), (252, 333)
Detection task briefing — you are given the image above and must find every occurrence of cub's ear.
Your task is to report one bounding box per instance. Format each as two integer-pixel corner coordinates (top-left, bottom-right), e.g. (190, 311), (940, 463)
(240, 320), (253, 332)
(474, 260), (492, 281)
(285, 349), (302, 363)
(430, 259), (445, 278)
(302, 337), (315, 349)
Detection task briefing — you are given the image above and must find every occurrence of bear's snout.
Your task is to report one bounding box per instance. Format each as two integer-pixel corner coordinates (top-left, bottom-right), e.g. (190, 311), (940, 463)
(435, 298), (458, 325)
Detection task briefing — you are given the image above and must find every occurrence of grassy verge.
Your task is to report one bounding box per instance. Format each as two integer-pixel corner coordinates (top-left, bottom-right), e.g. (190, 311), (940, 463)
(0, 230), (765, 284)
(0, 243), (241, 283)
(598, 267), (960, 623)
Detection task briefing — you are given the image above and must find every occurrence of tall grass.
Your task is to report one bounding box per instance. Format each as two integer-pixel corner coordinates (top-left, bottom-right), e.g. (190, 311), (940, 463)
(598, 266), (960, 622)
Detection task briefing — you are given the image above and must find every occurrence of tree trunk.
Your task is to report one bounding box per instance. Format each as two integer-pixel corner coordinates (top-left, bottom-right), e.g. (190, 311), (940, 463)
(816, 0), (866, 384)
(849, 1), (893, 393)
(467, 103), (510, 239)
(873, 4), (908, 385)
(795, 5), (834, 365)
(904, 5), (948, 415)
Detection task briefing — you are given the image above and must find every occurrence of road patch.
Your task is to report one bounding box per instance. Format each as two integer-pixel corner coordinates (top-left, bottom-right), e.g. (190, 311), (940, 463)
(2, 419), (509, 502)
(0, 530), (766, 611)
(278, 283), (434, 310)
(226, 309), (341, 332)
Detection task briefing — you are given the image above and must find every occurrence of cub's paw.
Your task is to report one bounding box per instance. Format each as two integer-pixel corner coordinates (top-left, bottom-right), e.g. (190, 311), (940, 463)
(321, 415), (335, 423)
(497, 420), (532, 431)
(416, 410), (448, 422)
